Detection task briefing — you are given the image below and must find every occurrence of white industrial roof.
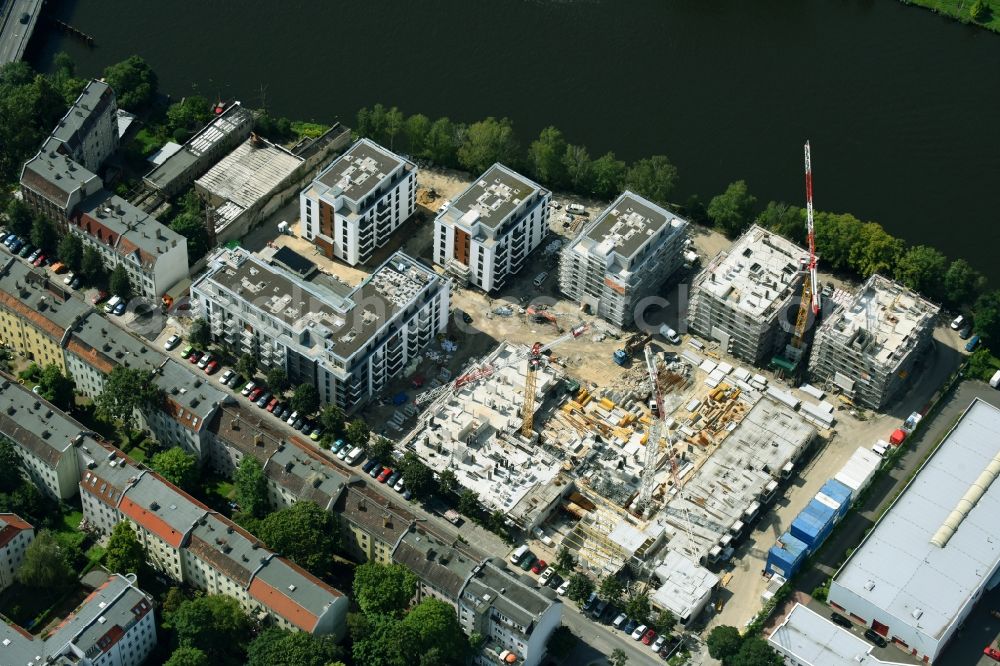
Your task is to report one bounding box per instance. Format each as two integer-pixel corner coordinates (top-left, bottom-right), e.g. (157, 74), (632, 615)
(768, 603), (904, 665)
(833, 398), (1000, 641)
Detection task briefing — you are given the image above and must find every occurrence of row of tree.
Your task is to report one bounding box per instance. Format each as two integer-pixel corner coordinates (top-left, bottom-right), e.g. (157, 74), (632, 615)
(355, 104), (681, 205)
(707, 625), (784, 666)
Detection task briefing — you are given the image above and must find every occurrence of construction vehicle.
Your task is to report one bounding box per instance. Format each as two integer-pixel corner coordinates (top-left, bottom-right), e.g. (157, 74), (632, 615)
(526, 304), (563, 333)
(613, 349), (628, 366)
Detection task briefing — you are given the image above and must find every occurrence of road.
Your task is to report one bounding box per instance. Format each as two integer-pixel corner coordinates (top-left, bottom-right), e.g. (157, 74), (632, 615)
(0, 0), (42, 65)
(561, 604), (666, 666)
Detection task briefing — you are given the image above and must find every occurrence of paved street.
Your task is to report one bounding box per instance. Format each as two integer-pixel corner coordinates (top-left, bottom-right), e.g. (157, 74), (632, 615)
(561, 604), (666, 666)
(0, 0), (41, 65)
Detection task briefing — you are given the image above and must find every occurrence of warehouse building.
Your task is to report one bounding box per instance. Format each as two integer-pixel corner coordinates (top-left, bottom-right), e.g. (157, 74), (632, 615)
(768, 603), (906, 666)
(688, 225), (806, 365)
(828, 398), (1000, 663)
(808, 274), (938, 410)
(559, 191), (689, 327)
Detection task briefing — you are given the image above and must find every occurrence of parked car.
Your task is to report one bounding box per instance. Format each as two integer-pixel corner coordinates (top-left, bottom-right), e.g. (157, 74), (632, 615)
(308, 427), (322, 441)
(337, 446), (350, 460)
(393, 477), (405, 492)
(70, 275), (81, 288)
(297, 420), (311, 433)
(362, 459), (379, 474)
(951, 314), (965, 330)
(958, 324), (973, 340)
(612, 613), (628, 630)
(164, 334), (181, 350)
(582, 592), (598, 612)
(205, 360), (219, 374)
(292, 418), (304, 430)
(984, 646), (1000, 662)
(276, 406), (290, 420)
(631, 624), (648, 641)
(50, 261), (66, 274)
(112, 301), (127, 316)
(830, 612), (852, 629)
(556, 580), (571, 596)
(386, 472), (401, 487)
(32, 253), (46, 267)
(242, 381), (257, 396)
(226, 373), (241, 388)
(652, 635), (667, 651)
(623, 619), (638, 635)
(219, 369), (235, 385)
(531, 559), (547, 575)
(330, 439), (347, 454)
(188, 350), (203, 364)
(256, 392), (272, 408)
(248, 387), (263, 402)
(966, 335), (981, 352)
(377, 467), (393, 483)
(539, 568), (555, 585)
(402, 489), (413, 501)
(266, 397), (279, 412)
(369, 465), (384, 479)
(519, 552), (537, 571)
(863, 629), (887, 648)
(286, 410), (299, 425)
(27, 249), (40, 262)
(641, 628), (657, 645)
(591, 599), (608, 620)
(546, 573), (563, 590)
(197, 353), (213, 369)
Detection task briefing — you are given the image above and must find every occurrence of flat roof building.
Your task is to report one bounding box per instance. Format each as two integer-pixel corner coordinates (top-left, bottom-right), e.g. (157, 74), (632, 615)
(768, 603), (912, 665)
(809, 274), (939, 410)
(196, 133), (304, 244)
(433, 164), (550, 292)
(688, 225), (807, 365)
(560, 192), (689, 327)
(192, 246), (448, 412)
(300, 138), (416, 266)
(829, 399), (1000, 663)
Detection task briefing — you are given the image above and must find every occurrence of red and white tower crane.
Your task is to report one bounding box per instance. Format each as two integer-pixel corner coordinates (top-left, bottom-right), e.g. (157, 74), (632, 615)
(791, 141), (820, 350)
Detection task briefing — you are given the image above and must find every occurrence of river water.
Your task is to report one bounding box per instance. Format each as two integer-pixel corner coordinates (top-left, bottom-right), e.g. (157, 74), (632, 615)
(29, 0), (1000, 284)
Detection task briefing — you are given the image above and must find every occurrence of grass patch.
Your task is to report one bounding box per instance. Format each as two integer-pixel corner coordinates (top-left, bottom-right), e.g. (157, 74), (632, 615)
(134, 127), (169, 157)
(198, 472), (237, 516)
(291, 121), (330, 139)
(901, 0), (1000, 32)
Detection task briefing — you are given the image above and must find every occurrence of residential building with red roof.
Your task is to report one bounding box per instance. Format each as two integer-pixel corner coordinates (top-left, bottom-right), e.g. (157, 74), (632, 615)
(0, 513), (34, 592)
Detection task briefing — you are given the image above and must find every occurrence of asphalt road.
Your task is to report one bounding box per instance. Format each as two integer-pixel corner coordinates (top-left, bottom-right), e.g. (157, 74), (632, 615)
(561, 604), (665, 666)
(0, 0), (41, 65)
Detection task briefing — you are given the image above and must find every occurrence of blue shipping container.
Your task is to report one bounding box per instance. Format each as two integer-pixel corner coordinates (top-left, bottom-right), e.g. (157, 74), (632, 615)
(791, 499), (836, 549)
(817, 479), (852, 520)
(765, 532), (808, 578)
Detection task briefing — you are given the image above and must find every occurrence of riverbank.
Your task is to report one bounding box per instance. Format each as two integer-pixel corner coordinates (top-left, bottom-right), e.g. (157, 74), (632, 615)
(901, 0), (1000, 33)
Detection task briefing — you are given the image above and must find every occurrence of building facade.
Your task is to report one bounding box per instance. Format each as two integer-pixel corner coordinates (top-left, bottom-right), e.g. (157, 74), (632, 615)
(559, 191), (689, 327)
(688, 225), (807, 366)
(46, 79), (119, 173)
(300, 138), (416, 266)
(433, 164), (550, 292)
(0, 514), (34, 591)
(808, 274), (938, 410)
(192, 246), (449, 412)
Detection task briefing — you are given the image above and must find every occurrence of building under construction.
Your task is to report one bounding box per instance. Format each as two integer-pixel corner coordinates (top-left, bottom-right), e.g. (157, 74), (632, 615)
(558, 191), (689, 327)
(808, 274), (938, 410)
(688, 225), (806, 366)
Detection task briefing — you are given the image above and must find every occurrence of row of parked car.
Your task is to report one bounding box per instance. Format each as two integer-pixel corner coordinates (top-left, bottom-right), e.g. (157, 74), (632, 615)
(581, 593), (679, 660)
(360, 457), (413, 500)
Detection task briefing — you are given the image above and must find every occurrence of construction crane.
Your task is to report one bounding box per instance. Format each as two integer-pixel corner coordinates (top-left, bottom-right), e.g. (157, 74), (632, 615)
(521, 323), (589, 438)
(791, 141), (821, 352)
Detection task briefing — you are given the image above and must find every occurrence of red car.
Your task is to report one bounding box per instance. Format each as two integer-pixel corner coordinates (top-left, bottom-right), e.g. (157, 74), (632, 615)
(205, 360), (219, 374)
(531, 560), (547, 574)
(188, 350), (203, 363)
(641, 629), (657, 646)
(32, 254), (46, 267)
(266, 397), (279, 412)
(377, 467), (393, 483)
(985, 646), (1000, 662)
(248, 387), (263, 402)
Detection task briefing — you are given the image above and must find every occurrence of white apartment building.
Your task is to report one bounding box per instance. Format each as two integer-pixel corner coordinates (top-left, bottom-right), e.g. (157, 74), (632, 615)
(47, 79), (119, 173)
(459, 560), (562, 666)
(433, 163), (550, 292)
(0, 514), (34, 591)
(192, 246), (449, 412)
(69, 192), (188, 299)
(559, 191), (689, 327)
(0, 378), (83, 500)
(300, 138), (416, 266)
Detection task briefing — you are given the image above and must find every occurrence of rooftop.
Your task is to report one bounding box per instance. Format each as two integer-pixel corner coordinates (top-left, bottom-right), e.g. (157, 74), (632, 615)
(651, 550), (720, 621)
(48, 80), (114, 153)
(336, 484), (415, 547)
(833, 398), (1000, 641)
(0, 513), (32, 549)
(574, 191), (688, 266)
(250, 556), (343, 633)
(68, 310), (162, 374)
(440, 164), (546, 232)
(693, 224), (806, 320)
(80, 447), (145, 510)
(196, 247), (441, 360)
(463, 559), (556, 629)
(188, 513), (268, 588)
(118, 466), (210, 548)
(393, 525), (481, 600)
(207, 403), (284, 465)
(768, 603), (904, 665)
(156, 359), (229, 432)
(313, 138), (407, 205)
(661, 397), (816, 562)
(0, 376), (88, 467)
(0, 258), (90, 339)
(264, 441), (349, 510)
(817, 274), (939, 368)
(20, 139), (100, 209)
(78, 191), (184, 267)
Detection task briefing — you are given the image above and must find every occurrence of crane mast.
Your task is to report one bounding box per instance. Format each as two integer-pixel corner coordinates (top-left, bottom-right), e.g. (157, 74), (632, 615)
(637, 346), (670, 512)
(521, 324), (588, 437)
(792, 141), (821, 350)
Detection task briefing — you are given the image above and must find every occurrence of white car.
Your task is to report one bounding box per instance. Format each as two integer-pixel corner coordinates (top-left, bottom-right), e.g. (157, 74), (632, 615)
(631, 624), (647, 641)
(286, 410), (299, 425)
(163, 334), (181, 350)
(219, 369), (235, 385)
(950, 314), (964, 330)
(556, 580), (571, 596)
(63, 272), (75, 285)
(538, 568), (555, 585)
(393, 477), (405, 492)
(241, 381), (256, 397)
(652, 635), (667, 651)
(197, 353), (212, 369)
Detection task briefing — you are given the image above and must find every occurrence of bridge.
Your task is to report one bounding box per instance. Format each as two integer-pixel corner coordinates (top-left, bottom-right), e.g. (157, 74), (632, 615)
(0, 0), (43, 66)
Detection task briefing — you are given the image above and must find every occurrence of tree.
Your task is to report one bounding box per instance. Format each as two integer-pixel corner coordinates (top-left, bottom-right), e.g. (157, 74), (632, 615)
(457, 489), (480, 517)
(170, 212), (211, 262)
(756, 201), (805, 245)
(971, 0), (990, 21)
(164, 647), (210, 666)
(319, 404), (345, 438)
(163, 587), (188, 617)
(0, 436), (23, 493)
(590, 151), (626, 199)
(653, 609), (676, 633)
(404, 113), (431, 157)
(236, 353), (258, 382)
(975, 290), (1000, 343)
(894, 244), (948, 301)
(457, 117), (519, 174)
(30, 216), (55, 251)
(566, 573), (595, 603)
(425, 117), (458, 166)
(234, 456), (269, 518)
(546, 625), (577, 659)
(254, 113), (294, 142)
(256, 501), (341, 577)
(967, 348), (999, 381)
(167, 95), (211, 133)
(707, 625), (743, 661)
(353, 562), (418, 617)
(246, 627), (342, 666)
(6, 199), (33, 237)
(599, 576), (624, 606)
(848, 222), (903, 278)
(103, 55), (158, 110)
(624, 592), (651, 625)
(708, 180), (757, 238)
(624, 155), (679, 206)
(150, 447), (199, 491)
(437, 469), (458, 496)
(944, 258), (986, 307)
(17, 530), (74, 588)
(732, 636), (784, 666)
(0, 65), (66, 183)
(610, 648), (629, 666)
(167, 595), (250, 664)
(527, 126), (568, 187)
(384, 106), (404, 150)
(104, 521), (145, 575)
(37, 364), (75, 410)
(814, 211), (863, 272)
(398, 451), (435, 500)
(189, 318), (211, 348)
(347, 419), (373, 450)
(266, 367), (289, 393)
(555, 546), (575, 574)
(81, 246), (105, 282)
(96, 366), (163, 431)
(400, 598), (470, 665)
(290, 383), (319, 415)
(109, 264), (133, 300)
(562, 143), (593, 193)
(57, 233), (82, 272)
